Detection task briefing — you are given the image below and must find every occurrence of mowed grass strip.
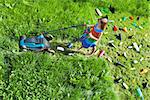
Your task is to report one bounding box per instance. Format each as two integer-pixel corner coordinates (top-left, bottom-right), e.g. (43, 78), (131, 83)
(1, 52), (117, 99)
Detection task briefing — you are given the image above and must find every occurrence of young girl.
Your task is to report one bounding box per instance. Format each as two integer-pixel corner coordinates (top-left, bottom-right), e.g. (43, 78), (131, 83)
(79, 17), (108, 55)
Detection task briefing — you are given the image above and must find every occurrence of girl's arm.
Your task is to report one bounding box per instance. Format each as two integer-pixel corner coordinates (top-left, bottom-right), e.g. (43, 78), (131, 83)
(86, 24), (94, 27)
(89, 32), (99, 41)
(97, 32), (103, 42)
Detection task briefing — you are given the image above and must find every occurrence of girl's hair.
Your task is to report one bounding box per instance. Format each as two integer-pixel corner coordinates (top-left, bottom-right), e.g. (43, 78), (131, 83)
(98, 16), (108, 30)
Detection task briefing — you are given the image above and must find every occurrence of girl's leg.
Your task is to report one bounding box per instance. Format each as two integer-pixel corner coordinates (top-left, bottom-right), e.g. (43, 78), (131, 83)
(87, 46), (96, 55)
(78, 45), (83, 50)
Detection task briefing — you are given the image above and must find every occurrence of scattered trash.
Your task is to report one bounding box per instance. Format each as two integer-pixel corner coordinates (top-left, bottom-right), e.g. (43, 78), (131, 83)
(95, 8), (102, 16)
(129, 28), (132, 31)
(115, 61), (125, 67)
(114, 77), (122, 83)
(108, 40), (114, 43)
(128, 35), (133, 39)
(140, 57), (144, 62)
(113, 25), (118, 31)
(68, 53), (75, 56)
(139, 45), (142, 49)
(119, 42), (123, 45)
(123, 52), (127, 58)
(109, 5), (115, 13)
(140, 68), (149, 75)
(122, 17), (127, 21)
(98, 50), (105, 57)
(138, 26), (143, 29)
(142, 82), (149, 89)
(123, 82), (129, 89)
(137, 16), (140, 21)
(122, 27), (128, 32)
(108, 43), (116, 48)
(116, 33), (122, 40)
(119, 27), (122, 30)
(57, 47), (65, 51)
(67, 43), (73, 48)
(133, 60), (138, 64)
(106, 56), (112, 62)
(133, 42), (140, 52)
(129, 16), (134, 20)
(128, 46), (133, 49)
(132, 22), (137, 27)
(136, 87), (144, 100)
(131, 68), (136, 70)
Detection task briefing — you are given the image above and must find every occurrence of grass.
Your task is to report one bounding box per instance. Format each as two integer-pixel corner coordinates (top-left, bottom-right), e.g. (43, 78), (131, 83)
(0, 0), (150, 99)
(1, 52), (117, 99)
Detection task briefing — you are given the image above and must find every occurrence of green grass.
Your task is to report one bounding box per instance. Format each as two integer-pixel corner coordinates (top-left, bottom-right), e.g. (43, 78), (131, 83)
(0, 0), (150, 99)
(1, 52), (117, 99)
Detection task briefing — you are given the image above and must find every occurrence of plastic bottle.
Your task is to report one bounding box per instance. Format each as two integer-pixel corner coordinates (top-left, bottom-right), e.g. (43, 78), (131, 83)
(137, 87), (144, 100)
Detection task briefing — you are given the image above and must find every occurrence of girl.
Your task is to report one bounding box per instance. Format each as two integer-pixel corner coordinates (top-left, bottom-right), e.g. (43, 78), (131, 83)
(79, 17), (108, 55)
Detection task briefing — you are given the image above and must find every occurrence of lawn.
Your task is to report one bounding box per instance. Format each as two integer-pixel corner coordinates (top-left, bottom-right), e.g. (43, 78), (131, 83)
(0, 0), (150, 99)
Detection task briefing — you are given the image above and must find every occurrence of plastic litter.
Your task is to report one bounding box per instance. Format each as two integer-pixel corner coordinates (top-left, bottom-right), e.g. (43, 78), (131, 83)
(132, 22), (137, 27)
(140, 68), (149, 75)
(108, 40), (114, 43)
(109, 43), (116, 48)
(138, 26), (143, 29)
(136, 88), (144, 100)
(133, 60), (138, 64)
(106, 56), (112, 62)
(139, 45), (142, 49)
(123, 82), (129, 89)
(119, 42), (123, 45)
(114, 77), (122, 83)
(140, 57), (144, 62)
(95, 8), (102, 16)
(128, 46), (133, 49)
(133, 42), (140, 52)
(122, 17), (127, 21)
(67, 43), (73, 48)
(119, 27), (122, 30)
(129, 28), (132, 31)
(115, 61), (125, 67)
(98, 50), (105, 57)
(122, 27), (127, 32)
(128, 35), (133, 39)
(113, 25), (118, 31)
(116, 33), (122, 40)
(129, 16), (134, 20)
(57, 47), (65, 51)
(123, 52), (127, 58)
(109, 5), (115, 13)
(137, 16), (140, 21)
(142, 82), (149, 89)
(68, 53), (75, 56)
(131, 68), (136, 70)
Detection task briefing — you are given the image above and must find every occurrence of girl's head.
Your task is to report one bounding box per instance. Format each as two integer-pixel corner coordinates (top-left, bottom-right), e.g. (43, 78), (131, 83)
(98, 17), (108, 30)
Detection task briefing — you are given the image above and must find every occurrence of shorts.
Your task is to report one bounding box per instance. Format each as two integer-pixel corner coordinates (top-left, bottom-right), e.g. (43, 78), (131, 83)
(80, 33), (96, 48)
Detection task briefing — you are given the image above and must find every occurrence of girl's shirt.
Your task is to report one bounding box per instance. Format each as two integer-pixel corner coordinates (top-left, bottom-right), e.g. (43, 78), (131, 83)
(90, 23), (103, 39)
